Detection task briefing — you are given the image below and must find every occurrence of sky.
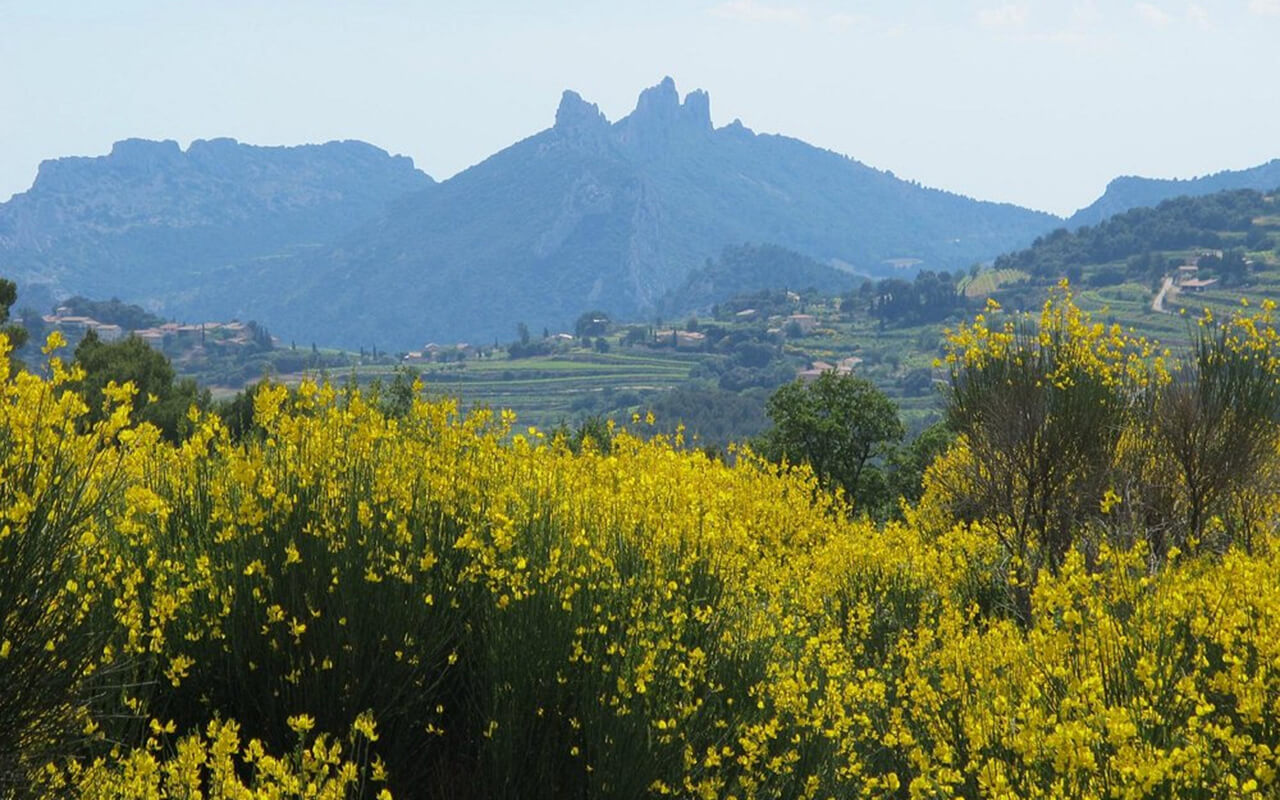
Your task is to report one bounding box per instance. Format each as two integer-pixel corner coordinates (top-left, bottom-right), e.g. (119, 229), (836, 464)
(2, 0), (1279, 217)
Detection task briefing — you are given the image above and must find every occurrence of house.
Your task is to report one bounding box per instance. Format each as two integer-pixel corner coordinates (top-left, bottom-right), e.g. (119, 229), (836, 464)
(92, 323), (124, 342)
(653, 330), (706, 349)
(676, 331), (705, 348)
(786, 314), (817, 334)
(54, 315), (93, 330)
(1180, 278), (1218, 293)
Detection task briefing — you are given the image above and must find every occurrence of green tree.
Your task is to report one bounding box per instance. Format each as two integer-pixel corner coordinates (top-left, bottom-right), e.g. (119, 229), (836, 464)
(760, 372), (904, 512)
(73, 330), (208, 442)
(0, 278), (30, 352)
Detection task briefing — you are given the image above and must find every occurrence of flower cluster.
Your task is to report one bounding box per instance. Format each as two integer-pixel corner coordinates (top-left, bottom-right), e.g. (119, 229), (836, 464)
(2, 322), (1279, 798)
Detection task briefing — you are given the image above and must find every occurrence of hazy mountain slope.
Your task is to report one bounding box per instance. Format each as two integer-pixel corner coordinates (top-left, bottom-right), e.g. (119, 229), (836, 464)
(1069, 159), (1280, 229)
(231, 78), (1057, 348)
(0, 138), (433, 308)
(659, 244), (858, 317)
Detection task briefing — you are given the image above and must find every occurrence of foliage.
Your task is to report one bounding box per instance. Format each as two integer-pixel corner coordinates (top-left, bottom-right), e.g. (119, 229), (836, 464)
(0, 280), (29, 354)
(760, 372), (904, 513)
(34, 717), (389, 799)
(941, 291), (1143, 606)
(5, 322), (1280, 798)
(0, 333), (133, 784)
(996, 190), (1271, 282)
(642, 386), (771, 450)
(72, 331), (209, 442)
(1141, 307), (1280, 555)
(886, 421), (954, 507)
(938, 287), (1280, 612)
(868, 270), (964, 326)
(661, 244), (855, 317)
(574, 311), (611, 339)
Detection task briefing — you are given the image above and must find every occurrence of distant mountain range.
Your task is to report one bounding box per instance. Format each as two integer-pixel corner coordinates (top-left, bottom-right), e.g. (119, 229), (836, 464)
(197, 77), (1057, 348)
(2, 77), (1277, 349)
(1068, 159), (1280, 229)
(0, 137), (432, 315)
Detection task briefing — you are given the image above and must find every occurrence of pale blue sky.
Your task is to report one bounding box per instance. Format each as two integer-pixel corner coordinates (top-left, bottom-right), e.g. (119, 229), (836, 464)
(2, 0), (1278, 215)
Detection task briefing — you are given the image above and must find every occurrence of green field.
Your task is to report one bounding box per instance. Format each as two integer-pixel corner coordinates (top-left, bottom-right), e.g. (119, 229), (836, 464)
(282, 350), (700, 430)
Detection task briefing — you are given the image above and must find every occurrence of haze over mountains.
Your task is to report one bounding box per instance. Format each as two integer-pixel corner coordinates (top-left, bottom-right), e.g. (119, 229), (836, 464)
(1, 77), (1277, 349)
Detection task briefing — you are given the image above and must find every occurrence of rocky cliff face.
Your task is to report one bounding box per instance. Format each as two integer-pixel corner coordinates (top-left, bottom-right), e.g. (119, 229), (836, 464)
(0, 138), (432, 301)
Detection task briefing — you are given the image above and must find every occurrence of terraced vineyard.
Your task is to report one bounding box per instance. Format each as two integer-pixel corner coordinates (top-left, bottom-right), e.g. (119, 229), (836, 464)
(958, 267), (1028, 298)
(311, 350), (701, 430)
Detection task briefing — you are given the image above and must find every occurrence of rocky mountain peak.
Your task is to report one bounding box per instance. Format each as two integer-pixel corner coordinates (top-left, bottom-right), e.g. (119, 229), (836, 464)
(108, 138), (184, 163)
(633, 76), (680, 121)
(616, 77), (713, 151)
(554, 90), (610, 137)
(681, 89), (712, 132)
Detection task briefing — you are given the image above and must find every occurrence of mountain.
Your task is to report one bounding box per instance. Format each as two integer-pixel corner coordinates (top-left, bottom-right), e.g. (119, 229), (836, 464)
(2, 79), (1059, 349)
(0, 137), (433, 308)
(1069, 159), (1280, 229)
(210, 78), (1057, 348)
(997, 189), (1276, 283)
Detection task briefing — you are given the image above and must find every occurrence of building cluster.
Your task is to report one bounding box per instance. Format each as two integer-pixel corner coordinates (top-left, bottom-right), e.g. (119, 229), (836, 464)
(41, 308), (263, 352)
(1175, 259), (1218, 293)
(798, 356), (863, 382)
(40, 311), (124, 342)
(402, 342), (476, 362)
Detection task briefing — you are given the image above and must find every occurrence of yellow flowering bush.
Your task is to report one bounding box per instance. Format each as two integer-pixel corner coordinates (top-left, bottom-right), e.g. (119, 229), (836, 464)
(34, 716), (390, 799)
(1, 312), (1279, 798)
(0, 332), (140, 778)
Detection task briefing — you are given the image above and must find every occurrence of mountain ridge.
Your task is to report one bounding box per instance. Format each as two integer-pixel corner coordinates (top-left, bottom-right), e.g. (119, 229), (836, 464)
(1068, 159), (1280, 229)
(0, 137), (433, 307)
(217, 77), (1057, 348)
(5, 78), (1064, 348)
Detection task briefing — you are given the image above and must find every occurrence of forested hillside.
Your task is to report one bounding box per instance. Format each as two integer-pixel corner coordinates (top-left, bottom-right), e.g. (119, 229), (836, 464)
(1069, 158), (1280, 228)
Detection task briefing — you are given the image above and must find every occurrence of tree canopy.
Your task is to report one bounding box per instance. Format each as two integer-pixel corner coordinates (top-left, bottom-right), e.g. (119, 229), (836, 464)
(0, 278), (29, 352)
(73, 330), (208, 441)
(760, 371), (903, 512)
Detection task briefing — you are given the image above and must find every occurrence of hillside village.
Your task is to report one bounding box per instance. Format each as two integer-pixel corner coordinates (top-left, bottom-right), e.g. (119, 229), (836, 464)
(41, 306), (275, 354)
